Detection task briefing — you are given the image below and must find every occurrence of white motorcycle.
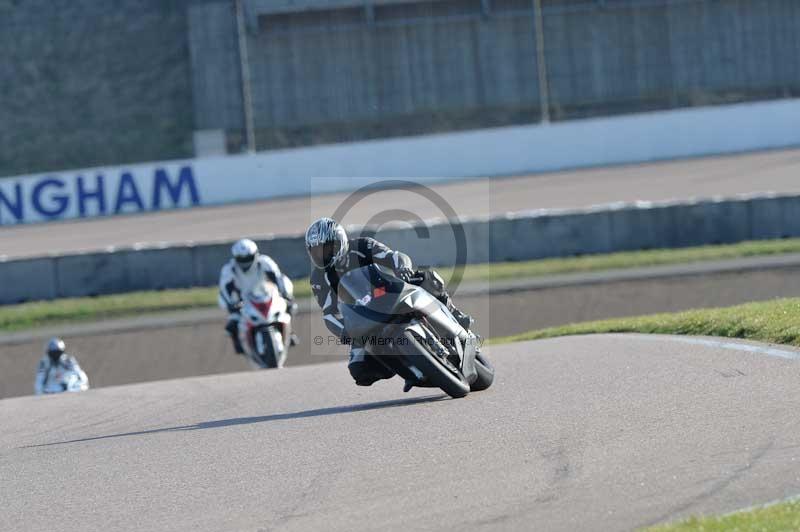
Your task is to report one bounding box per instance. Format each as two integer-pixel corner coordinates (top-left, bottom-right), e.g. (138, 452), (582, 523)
(42, 365), (89, 394)
(237, 279), (293, 369)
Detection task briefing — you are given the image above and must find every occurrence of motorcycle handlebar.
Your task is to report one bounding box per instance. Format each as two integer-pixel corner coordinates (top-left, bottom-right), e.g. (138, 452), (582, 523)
(405, 272), (426, 284)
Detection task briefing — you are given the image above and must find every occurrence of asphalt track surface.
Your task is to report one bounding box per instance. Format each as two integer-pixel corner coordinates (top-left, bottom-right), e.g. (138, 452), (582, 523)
(3, 334), (800, 532)
(3, 148), (800, 258)
(4, 258), (800, 399)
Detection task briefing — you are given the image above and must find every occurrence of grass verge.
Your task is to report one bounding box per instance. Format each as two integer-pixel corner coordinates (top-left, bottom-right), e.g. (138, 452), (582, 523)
(3, 237), (800, 334)
(492, 298), (800, 347)
(0, 288), (224, 333)
(449, 237), (800, 283)
(646, 499), (800, 531)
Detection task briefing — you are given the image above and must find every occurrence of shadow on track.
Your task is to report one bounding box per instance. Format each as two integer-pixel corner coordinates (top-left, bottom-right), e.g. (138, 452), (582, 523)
(25, 394), (447, 448)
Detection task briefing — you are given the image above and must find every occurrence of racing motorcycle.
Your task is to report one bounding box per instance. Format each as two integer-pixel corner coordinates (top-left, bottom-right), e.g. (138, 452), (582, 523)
(238, 279), (293, 369)
(42, 365), (89, 394)
(338, 264), (495, 399)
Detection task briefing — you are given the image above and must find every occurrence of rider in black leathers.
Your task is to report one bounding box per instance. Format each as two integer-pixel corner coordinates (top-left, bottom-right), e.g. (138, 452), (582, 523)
(305, 217), (473, 386)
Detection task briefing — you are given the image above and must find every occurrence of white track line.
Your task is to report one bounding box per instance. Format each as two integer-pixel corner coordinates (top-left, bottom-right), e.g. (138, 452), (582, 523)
(718, 493), (800, 519)
(607, 333), (800, 361)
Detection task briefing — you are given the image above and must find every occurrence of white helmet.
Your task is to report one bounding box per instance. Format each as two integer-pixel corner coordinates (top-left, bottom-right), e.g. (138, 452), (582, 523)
(46, 337), (66, 361)
(232, 238), (258, 271)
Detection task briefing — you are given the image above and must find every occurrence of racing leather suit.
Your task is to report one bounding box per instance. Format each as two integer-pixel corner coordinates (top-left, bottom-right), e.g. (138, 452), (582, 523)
(34, 354), (89, 395)
(310, 237), (465, 386)
(218, 255), (295, 353)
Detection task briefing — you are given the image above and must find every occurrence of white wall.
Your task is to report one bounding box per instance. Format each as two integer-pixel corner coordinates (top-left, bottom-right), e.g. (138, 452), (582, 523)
(2, 98), (800, 226)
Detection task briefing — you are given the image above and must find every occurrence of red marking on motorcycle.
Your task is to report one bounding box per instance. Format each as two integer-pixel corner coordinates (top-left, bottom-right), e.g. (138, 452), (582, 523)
(246, 322), (255, 349)
(373, 286), (387, 298)
(251, 299), (272, 316)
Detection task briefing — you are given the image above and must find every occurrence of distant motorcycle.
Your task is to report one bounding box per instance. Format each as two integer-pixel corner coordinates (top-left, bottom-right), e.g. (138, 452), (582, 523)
(338, 264), (494, 399)
(43, 366), (89, 394)
(238, 279), (293, 369)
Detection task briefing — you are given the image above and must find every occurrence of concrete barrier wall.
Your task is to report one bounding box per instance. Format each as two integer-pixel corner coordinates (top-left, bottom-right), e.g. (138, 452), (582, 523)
(2, 192), (799, 304)
(5, 98), (800, 226)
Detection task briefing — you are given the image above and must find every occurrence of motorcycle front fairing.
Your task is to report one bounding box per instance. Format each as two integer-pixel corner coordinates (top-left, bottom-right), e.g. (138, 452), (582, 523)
(338, 265), (413, 339)
(338, 264), (478, 383)
(43, 366), (89, 394)
(398, 288), (479, 384)
(244, 281), (289, 327)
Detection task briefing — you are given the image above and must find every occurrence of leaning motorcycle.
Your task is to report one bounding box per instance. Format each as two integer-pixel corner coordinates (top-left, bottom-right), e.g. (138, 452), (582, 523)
(337, 264), (495, 399)
(43, 366), (89, 394)
(238, 279), (293, 369)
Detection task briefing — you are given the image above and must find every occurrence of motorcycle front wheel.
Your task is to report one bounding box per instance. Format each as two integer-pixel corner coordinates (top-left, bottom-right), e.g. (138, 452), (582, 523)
(403, 326), (470, 399)
(470, 353), (495, 392)
(253, 326), (284, 369)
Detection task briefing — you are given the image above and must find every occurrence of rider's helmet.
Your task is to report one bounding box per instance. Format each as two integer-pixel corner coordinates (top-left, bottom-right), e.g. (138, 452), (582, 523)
(232, 238), (259, 272)
(305, 218), (349, 269)
(46, 337), (66, 363)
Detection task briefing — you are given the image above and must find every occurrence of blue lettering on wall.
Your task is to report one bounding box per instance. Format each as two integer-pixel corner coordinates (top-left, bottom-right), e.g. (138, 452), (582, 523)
(0, 182), (24, 223)
(114, 172), (145, 214)
(77, 175), (106, 217)
(0, 163), (206, 225)
(152, 166), (200, 209)
(32, 178), (69, 219)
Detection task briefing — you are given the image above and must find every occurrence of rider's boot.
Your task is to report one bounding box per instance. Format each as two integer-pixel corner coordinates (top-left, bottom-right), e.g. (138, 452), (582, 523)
(349, 349), (395, 386)
(451, 307), (474, 331)
(231, 336), (245, 355)
(225, 318), (245, 354)
(289, 332), (299, 347)
(443, 298), (473, 331)
(420, 270), (474, 331)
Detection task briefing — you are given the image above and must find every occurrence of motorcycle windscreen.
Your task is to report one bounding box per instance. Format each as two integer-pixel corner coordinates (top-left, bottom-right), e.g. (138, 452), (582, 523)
(338, 265), (411, 335)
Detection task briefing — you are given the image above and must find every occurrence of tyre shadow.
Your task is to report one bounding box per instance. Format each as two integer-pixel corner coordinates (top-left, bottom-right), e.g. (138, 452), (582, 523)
(25, 394), (447, 448)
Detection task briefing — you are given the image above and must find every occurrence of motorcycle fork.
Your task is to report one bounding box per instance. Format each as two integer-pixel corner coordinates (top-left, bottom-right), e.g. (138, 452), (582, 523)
(418, 317), (460, 368)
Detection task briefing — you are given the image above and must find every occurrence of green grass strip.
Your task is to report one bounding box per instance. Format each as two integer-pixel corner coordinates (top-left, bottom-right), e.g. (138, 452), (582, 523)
(0, 287), (223, 333)
(451, 237), (800, 283)
(492, 298), (800, 347)
(3, 237), (800, 334)
(646, 499), (800, 531)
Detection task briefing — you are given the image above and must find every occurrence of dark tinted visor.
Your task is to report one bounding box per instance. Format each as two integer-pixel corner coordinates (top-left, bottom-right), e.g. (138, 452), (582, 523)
(308, 240), (341, 268)
(235, 254), (255, 269)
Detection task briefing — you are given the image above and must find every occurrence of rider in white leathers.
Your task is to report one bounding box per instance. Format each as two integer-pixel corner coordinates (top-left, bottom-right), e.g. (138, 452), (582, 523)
(34, 338), (89, 395)
(218, 239), (297, 354)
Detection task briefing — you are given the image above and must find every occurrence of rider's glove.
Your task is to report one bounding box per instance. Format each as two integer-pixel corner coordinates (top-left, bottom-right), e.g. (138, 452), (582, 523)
(396, 268), (415, 283)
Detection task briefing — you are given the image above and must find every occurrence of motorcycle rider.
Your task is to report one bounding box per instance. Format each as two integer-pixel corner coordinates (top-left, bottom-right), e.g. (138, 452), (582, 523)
(305, 217), (474, 387)
(219, 238), (297, 354)
(34, 338), (89, 395)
